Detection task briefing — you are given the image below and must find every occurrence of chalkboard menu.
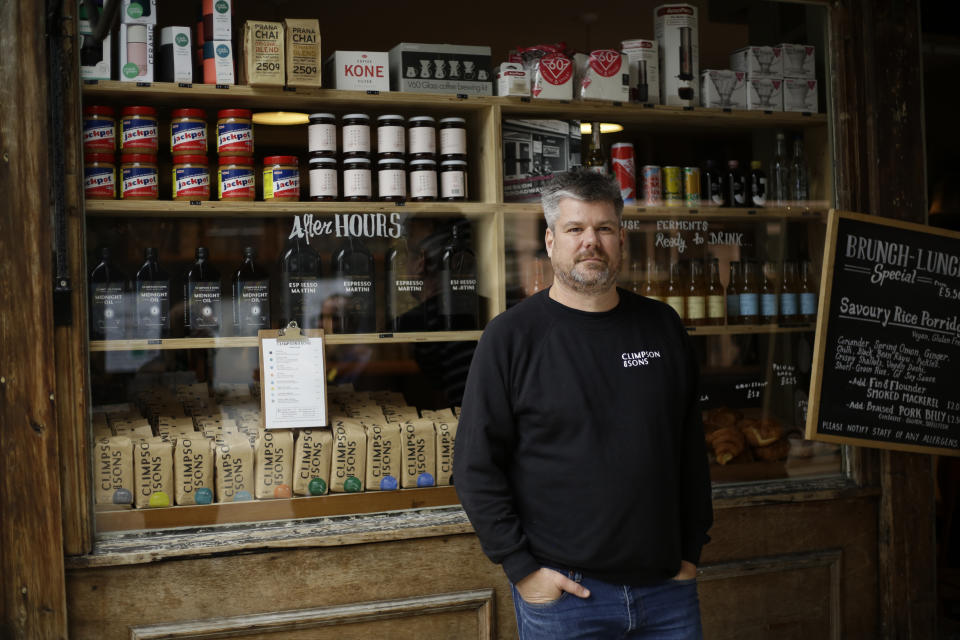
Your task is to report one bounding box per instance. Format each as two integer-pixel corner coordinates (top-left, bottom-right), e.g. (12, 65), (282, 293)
(806, 210), (960, 456)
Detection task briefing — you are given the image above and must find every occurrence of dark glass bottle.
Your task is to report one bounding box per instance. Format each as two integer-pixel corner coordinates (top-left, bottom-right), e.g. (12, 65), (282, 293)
(799, 259), (818, 322)
(439, 223), (479, 331)
(332, 237), (377, 334)
(183, 247), (222, 336)
(703, 160), (725, 207)
(706, 258), (725, 326)
(279, 237), (323, 330)
(88, 247), (126, 340)
(726, 261), (741, 325)
(760, 260), (779, 324)
(726, 159), (746, 207)
(232, 246), (270, 336)
(739, 259), (760, 324)
(749, 160), (767, 207)
(134, 247), (170, 339)
(386, 232), (426, 332)
(584, 122), (606, 175)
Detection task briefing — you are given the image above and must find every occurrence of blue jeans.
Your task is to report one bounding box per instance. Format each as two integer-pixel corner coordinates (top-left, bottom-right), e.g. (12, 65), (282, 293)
(511, 568), (703, 639)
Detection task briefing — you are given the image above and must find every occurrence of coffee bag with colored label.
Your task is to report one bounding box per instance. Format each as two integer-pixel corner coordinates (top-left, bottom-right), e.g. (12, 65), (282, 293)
(401, 420), (436, 488)
(293, 428), (333, 496)
(95, 435), (134, 505)
(331, 419), (366, 493)
(215, 433), (254, 502)
(255, 429), (294, 499)
(174, 436), (215, 505)
(134, 437), (173, 508)
(364, 422), (402, 491)
(435, 419), (458, 486)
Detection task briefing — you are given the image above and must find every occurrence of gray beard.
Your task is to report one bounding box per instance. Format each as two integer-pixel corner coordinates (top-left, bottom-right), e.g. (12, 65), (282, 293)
(553, 258), (620, 294)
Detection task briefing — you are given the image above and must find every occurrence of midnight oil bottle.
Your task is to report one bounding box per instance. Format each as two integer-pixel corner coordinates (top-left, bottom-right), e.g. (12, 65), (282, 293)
(134, 247), (170, 339)
(89, 247), (126, 340)
(232, 246), (270, 336)
(183, 247), (222, 336)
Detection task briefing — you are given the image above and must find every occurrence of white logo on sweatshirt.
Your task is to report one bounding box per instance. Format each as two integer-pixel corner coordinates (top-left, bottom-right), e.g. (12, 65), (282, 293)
(622, 350), (662, 367)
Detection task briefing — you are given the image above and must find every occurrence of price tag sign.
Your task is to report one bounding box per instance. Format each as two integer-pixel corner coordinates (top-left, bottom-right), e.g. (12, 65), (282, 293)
(259, 326), (328, 429)
(807, 210), (960, 455)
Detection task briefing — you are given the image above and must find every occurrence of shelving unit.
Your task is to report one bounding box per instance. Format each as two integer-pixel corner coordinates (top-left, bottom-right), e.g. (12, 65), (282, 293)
(89, 331), (484, 351)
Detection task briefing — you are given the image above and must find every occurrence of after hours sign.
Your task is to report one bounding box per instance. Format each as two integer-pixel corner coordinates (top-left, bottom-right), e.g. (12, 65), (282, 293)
(806, 210), (960, 456)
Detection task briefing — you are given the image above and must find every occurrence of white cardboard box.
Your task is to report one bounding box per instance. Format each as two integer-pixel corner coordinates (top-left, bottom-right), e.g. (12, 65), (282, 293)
(621, 39), (659, 104)
(779, 43), (816, 78)
(389, 43), (492, 96)
(119, 24), (154, 83)
(202, 40), (234, 85)
(783, 78), (818, 112)
(528, 53), (574, 100)
(654, 3), (699, 106)
(120, 0), (156, 25)
(729, 46), (783, 79)
(746, 77), (783, 111)
(324, 51), (390, 91)
(79, 18), (111, 80)
(159, 26), (192, 83)
(701, 70), (746, 109)
(496, 62), (530, 97)
(574, 50), (629, 102)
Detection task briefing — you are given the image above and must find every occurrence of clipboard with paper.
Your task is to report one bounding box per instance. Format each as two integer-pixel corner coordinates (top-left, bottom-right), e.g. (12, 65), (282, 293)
(258, 322), (329, 429)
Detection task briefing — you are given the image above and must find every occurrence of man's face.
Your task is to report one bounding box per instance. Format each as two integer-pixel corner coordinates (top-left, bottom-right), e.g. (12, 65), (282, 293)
(545, 198), (624, 294)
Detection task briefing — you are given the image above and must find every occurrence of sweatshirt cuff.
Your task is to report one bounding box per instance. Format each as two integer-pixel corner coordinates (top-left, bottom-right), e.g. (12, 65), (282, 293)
(501, 549), (541, 584)
(681, 532), (710, 565)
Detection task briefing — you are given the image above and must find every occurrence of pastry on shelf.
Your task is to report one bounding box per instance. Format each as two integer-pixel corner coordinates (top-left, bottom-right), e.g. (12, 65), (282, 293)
(703, 406), (739, 431)
(739, 416), (784, 447)
(706, 426), (746, 465)
(753, 438), (791, 462)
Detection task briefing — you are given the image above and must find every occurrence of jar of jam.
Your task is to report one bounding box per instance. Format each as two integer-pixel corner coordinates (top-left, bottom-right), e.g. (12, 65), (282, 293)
(309, 156), (338, 201)
(218, 156), (255, 201)
(342, 156), (372, 201)
(408, 116), (436, 159)
(439, 117), (467, 159)
(263, 155), (300, 201)
(409, 158), (437, 202)
(342, 113), (371, 157)
(376, 115), (405, 157)
(83, 105), (116, 153)
(377, 158), (406, 202)
(440, 159), (468, 201)
(217, 109), (254, 156)
(308, 113), (337, 156)
(170, 108), (208, 156)
(172, 155), (210, 200)
(120, 106), (158, 153)
(84, 153), (116, 200)
(119, 153), (159, 200)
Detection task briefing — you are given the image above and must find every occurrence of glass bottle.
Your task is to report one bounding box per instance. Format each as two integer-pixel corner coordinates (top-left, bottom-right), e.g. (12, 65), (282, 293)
(665, 259), (686, 321)
(760, 260), (779, 324)
(584, 122), (606, 175)
(686, 259), (706, 326)
(799, 259), (818, 323)
(791, 135), (809, 204)
(279, 237), (323, 330)
(332, 237), (377, 334)
(89, 247), (126, 340)
(749, 160), (766, 207)
(706, 257), (725, 326)
(771, 132), (790, 206)
(726, 261), (741, 325)
(386, 233), (426, 333)
(134, 247), (170, 339)
(726, 159), (746, 207)
(529, 255), (549, 294)
(440, 222), (479, 331)
(183, 247), (222, 337)
(739, 259), (760, 324)
(704, 160), (725, 207)
(643, 258), (664, 302)
(779, 260), (799, 323)
(232, 246), (270, 337)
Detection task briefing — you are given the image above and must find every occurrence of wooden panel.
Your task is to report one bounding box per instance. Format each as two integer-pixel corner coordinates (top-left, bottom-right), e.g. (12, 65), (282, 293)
(85, 200), (498, 217)
(0, 1), (69, 637)
(506, 203), (828, 221)
(700, 550), (841, 640)
(89, 331), (482, 352)
(128, 590), (494, 640)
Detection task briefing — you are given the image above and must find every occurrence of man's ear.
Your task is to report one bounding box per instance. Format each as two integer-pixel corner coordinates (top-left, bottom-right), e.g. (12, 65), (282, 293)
(545, 227), (554, 258)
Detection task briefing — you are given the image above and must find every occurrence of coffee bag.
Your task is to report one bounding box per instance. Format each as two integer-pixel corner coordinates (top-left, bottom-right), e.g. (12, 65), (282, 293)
(94, 435), (134, 505)
(401, 420), (436, 488)
(174, 436), (215, 505)
(293, 428), (333, 496)
(435, 419), (458, 486)
(364, 422), (402, 491)
(134, 437), (173, 508)
(255, 429), (294, 499)
(331, 419), (366, 493)
(215, 433), (254, 502)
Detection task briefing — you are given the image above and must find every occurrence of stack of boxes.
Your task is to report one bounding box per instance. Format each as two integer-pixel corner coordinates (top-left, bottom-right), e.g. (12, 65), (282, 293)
(118, 0), (156, 83)
(197, 0), (234, 84)
(728, 44), (818, 112)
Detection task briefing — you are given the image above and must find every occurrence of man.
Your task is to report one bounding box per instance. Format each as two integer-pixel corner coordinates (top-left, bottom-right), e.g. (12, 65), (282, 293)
(453, 169), (713, 639)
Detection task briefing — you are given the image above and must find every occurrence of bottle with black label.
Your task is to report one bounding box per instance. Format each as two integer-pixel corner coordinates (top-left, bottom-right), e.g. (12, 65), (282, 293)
(183, 247), (222, 336)
(332, 237), (377, 334)
(232, 247), (270, 336)
(703, 160), (725, 207)
(386, 232), (426, 332)
(279, 237), (323, 329)
(749, 160), (767, 207)
(134, 247), (170, 339)
(89, 247), (126, 340)
(726, 159), (746, 207)
(440, 222), (479, 331)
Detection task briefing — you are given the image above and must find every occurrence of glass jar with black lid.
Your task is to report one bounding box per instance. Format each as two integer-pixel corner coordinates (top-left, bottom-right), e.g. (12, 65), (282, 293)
(439, 117), (467, 160)
(377, 157), (406, 202)
(377, 115), (405, 158)
(308, 113), (337, 156)
(343, 156), (372, 201)
(409, 158), (437, 202)
(408, 116), (437, 159)
(342, 113), (371, 157)
(440, 159), (468, 201)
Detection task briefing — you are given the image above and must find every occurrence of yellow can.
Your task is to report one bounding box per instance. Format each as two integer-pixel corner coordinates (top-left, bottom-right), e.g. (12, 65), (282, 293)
(663, 166), (682, 207)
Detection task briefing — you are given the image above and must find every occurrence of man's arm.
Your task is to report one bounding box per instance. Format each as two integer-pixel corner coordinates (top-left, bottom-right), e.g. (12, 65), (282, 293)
(453, 330), (541, 584)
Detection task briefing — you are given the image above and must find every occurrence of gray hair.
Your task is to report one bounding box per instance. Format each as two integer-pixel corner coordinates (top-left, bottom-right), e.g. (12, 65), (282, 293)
(541, 169), (624, 231)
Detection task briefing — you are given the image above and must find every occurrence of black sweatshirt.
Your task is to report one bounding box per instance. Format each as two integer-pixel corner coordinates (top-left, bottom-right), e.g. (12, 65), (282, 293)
(453, 288), (713, 586)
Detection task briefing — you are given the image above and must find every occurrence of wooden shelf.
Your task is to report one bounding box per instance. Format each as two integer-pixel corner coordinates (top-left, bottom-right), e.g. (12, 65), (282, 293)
(94, 485), (460, 533)
(685, 323), (815, 335)
(504, 203), (829, 220)
(84, 200), (497, 218)
(89, 331), (483, 352)
(82, 80), (828, 130)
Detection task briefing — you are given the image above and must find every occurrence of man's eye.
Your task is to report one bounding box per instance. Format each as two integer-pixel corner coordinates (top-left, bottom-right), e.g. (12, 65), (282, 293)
(567, 227), (581, 233)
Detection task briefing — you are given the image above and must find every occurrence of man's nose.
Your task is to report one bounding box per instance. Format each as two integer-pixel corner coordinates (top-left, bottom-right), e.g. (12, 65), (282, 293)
(582, 227), (598, 246)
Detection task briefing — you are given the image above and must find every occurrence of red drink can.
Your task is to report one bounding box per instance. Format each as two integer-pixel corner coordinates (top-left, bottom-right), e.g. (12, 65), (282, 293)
(642, 165), (662, 206)
(611, 142), (636, 203)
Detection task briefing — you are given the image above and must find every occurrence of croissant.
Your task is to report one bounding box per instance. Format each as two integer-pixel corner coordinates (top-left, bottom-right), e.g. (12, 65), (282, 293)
(740, 417), (784, 447)
(704, 407), (737, 430)
(707, 426), (745, 465)
(753, 438), (791, 462)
